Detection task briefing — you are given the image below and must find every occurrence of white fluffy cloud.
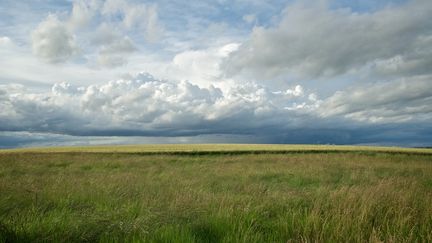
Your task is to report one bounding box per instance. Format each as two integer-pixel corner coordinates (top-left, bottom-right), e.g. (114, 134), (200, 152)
(31, 15), (78, 63)
(171, 43), (240, 84)
(0, 73), (318, 136)
(223, 0), (432, 80)
(30, 0), (162, 66)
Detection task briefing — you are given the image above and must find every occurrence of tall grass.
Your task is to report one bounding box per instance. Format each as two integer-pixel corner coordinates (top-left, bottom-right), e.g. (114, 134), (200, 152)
(1, 151), (432, 242)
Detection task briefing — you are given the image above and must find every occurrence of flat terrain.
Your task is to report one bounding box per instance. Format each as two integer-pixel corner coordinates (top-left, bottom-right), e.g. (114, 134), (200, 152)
(2, 144), (432, 154)
(1, 145), (432, 242)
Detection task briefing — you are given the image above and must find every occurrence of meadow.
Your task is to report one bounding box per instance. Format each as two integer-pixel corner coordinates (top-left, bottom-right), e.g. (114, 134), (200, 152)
(1, 145), (432, 242)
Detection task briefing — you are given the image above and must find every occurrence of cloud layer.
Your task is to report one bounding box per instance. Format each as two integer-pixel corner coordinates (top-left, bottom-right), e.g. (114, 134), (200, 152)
(223, 0), (432, 80)
(0, 73), (319, 136)
(320, 75), (432, 123)
(1, 71), (431, 147)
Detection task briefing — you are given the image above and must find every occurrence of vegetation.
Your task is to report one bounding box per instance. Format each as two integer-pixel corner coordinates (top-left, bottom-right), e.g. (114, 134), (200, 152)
(2, 144), (432, 154)
(1, 145), (432, 242)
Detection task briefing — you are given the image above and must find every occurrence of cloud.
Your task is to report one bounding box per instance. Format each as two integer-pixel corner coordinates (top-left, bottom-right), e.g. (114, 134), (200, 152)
(3, 0), (432, 147)
(171, 43), (239, 83)
(89, 23), (137, 68)
(242, 14), (256, 24)
(97, 36), (137, 67)
(69, 0), (101, 29)
(29, 0), (161, 67)
(0, 73), (318, 136)
(143, 5), (163, 42)
(222, 0), (432, 80)
(1, 71), (431, 147)
(0, 36), (13, 47)
(31, 14), (79, 63)
(0, 131), (264, 148)
(102, 0), (163, 42)
(91, 23), (120, 45)
(319, 75), (432, 123)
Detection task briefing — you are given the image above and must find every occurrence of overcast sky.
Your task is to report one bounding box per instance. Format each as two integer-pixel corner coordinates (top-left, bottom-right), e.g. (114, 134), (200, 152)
(1, 0), (431, 148)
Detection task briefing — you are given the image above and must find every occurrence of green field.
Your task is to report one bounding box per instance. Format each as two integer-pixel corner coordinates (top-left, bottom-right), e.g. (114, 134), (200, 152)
(1, 145), (432, 242)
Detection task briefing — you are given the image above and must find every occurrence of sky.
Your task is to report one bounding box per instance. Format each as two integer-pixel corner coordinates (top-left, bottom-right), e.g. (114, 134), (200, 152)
(0, 0), (431, 148)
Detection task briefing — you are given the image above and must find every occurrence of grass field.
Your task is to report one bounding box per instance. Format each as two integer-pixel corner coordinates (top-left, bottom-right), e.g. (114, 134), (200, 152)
(2, 144), (432, 154)
(1, 145), (432, 242)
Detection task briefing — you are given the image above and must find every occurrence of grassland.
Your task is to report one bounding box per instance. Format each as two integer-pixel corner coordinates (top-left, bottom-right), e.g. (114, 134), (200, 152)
(2, 144), (432, 154)
(1, 145), (432, 242)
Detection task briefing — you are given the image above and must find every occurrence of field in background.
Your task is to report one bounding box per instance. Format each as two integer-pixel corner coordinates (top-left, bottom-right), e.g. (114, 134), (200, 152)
(1, 145), (432, 242)
(2, 144), (432, 154)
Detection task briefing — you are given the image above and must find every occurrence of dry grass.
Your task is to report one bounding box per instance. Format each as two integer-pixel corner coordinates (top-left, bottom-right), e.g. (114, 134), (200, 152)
(0, 148), (431, 242)
(1, 144), (431, 154)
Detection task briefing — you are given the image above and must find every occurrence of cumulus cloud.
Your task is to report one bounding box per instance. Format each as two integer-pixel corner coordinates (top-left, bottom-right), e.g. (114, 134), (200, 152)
(171, 43), (240, 84)
(31, 14), (78, 63)
(3, 76), (430, 146)
(30, 0), (161, 66)
(223, 0), (432, 80)
(319, 75), (432, 123)
(0, 74), (318, 136)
